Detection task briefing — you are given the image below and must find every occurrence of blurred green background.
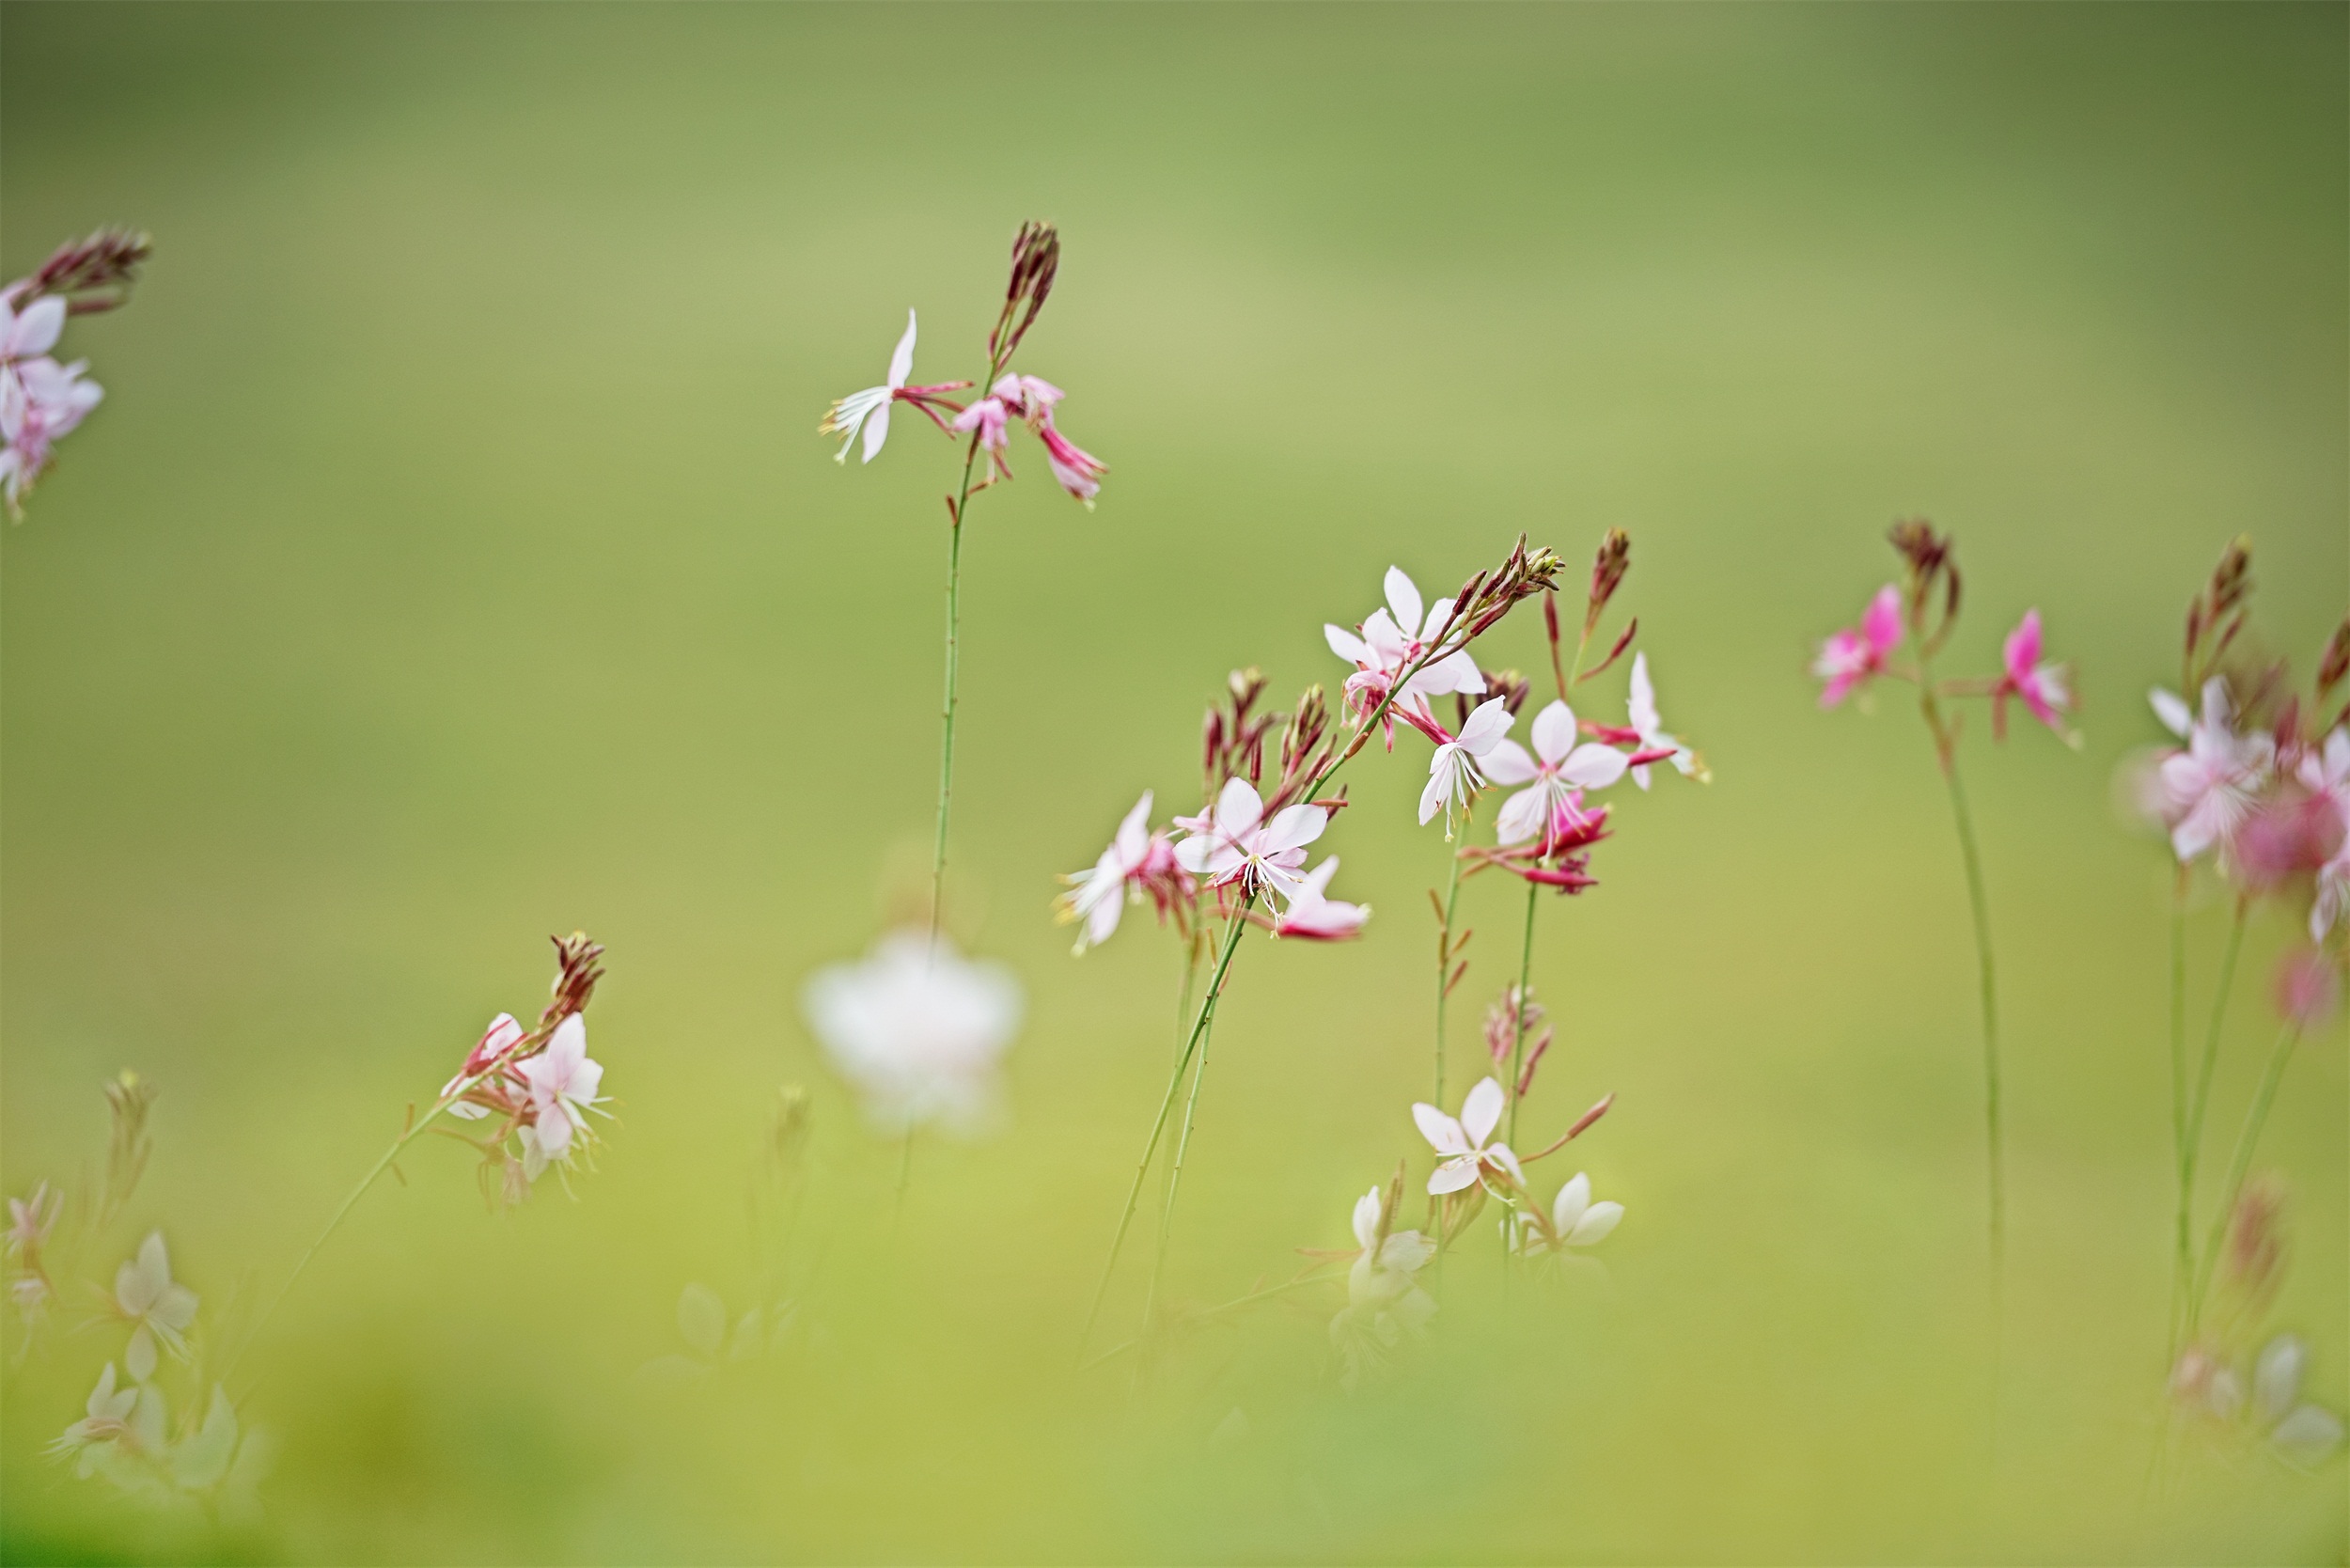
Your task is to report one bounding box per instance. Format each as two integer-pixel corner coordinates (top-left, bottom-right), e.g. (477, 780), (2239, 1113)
(3, 4), (2344, 1561)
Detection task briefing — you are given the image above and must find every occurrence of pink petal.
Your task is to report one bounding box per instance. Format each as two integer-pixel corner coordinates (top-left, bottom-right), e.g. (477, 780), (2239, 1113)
(1863, 585), (1904, 657)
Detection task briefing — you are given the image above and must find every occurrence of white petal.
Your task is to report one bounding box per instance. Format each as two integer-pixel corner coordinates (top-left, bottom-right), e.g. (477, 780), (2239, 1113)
(1530, 701), (1578, 765)
(1627, 653), (1660, 736)
(1418, 769), (1450, 825)
(2149, 687), (2193, 739)
(886, 309), (916, 389)
(1494, 787), (1546, 845)
(1351, 1188), (1381, 1252)
(1460, 1077), (1505, 1146)
(2256, 1337), (2307, 1425)
(1172, 838), (1220, 874)
(1420, 596), (1457, 642)
(1456, 699), (1515, 753)
(1566, 1200), (1623, 1247)
(1552, 1171), (1591, 1232)
(6, 296), (63, 357)
(1426, 1159), (1480, 1196)
(1324, 624), (1371, 665)
(1384, 567), (1423, 636)
(1481, 739), (1537, 786)
(860, 400), (892, 463)
(1559, 745), (1630, 790)
(1258, 804), (1327, 855)
(2272, 1404), (2345, 1462)
(1214, 775), (1264, 838)
(1412, 1103), (1470, 1155)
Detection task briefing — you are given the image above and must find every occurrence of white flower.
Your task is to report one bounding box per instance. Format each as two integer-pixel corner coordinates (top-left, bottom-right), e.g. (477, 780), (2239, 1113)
(1625, 653), (1700, 788)
(518, 1014), (605, 1173)
(2255, 1336), (2345, 1467)
(1173, 776), (1327, 909)
(1325, 567), (1485, 727)
(2156, 679), (2273, 862)
(1412, 1076), (1522, 1195)
(1275, 856), (1371, 940)
(820, 310), (917, 464)
(803, 932), (1023, 1135)
(1419, 698), (1516, 831)
(114, 1232), (197, 1383)
(0, 292), (64, 367)
(1328, 1186), (1437, 1388)
(1481, 700), (1628, 843)
(1516, 1170), (1625, 1257)
(1057, 791), (1152, 953)
(0, 355), (103, 513)
(48, 1361), (142, 1475)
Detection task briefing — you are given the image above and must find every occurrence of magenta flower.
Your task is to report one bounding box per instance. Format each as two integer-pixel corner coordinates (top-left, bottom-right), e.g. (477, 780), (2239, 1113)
(1992, 610), (2073, 739)
(988, 372), (1105, 506)
(1172, 776), (1326, 909)
(1812, 585), (1903, 707)
(1273, 856), (1371, 940)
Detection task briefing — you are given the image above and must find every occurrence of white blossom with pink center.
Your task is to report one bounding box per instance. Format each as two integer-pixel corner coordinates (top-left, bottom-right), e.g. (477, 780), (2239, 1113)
(1482, 700), (1627, 844)
(1173, 776), (1327, 910)
(1412, 1076), (1523, 1196)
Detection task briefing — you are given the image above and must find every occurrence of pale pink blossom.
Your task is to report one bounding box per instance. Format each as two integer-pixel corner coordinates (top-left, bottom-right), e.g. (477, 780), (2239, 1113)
(1625, 652), (1701, 788)
(518, 1014), (604, 1171)
(1273, 856), (1371, 940)
(2159, 679), (2274, 862)
(48, 1361), (142, 1474)
(441, 1012), (526, 1105)
(1482, 700), (1628, 843)
(0, 292), (64, 367)
(1174, 776), (1327, 909)
(1412, 1076), (1523, 1196)
(1813, 585), (1903, 706)
(820, 310), (919, 464)
(992, 372), (1063, 416)
(1057, 791), (1154, 953)
(1420, 698), (1515, 831)
(5, 1183), (56, 1261)
(950, 395), (1010, 454)
(1993, 610), (2073, 739)
(1038, 423), (1106, 506)
(0, 355), (103, 513)
(2310, 735), (2350, 938)
(1326, 567), (1485, 737)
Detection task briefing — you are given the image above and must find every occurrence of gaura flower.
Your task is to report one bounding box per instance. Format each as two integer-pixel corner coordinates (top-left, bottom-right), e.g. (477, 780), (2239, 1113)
(1812, 585), (1903, 707)
(949, 395), (1010, 456)
(1057, 791), (1154, 953)
(802, 932), (1023, 1135)
(442, 1012), (527, 1109)
(1992, 610), (2074, 740)
(2157, 679), (2275, 862)
(1625, 652), (1703, 787)
(1514, 1170), (1624, 1258)
(1038, 422), (1107, 506)
(820, 310), (918, 464)
(0, 292), (64, 371)
(1420, 698), (1515, 831)
(2253, 1336), (2346, 1467)
(1326, 567), (1485, 739)
(5, 1182), (56, 1261)
(1412, 1076), (1523, 1196)
(1328, 1185), (1438, 1388)
(1274, 856), (1371, 940)
(1173, 776), (1328, 909)
(1481, 700), (1627, 843)
(48, 1361), (146, 1476)
(0, 355), (103, 514)
(518, 1014), (605, 1171)
(113, 1232), (197, 1383)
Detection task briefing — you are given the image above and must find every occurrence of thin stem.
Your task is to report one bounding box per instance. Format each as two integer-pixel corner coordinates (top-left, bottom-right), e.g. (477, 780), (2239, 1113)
(2166, 883), (2189, 1356)
(1076, 904), (1250, 1363)
(2181, 900), (2249, 1229)
(1507, 878), (1539, 1148)
(1937, 748), (2004, 1279)
(928, 346), (1009, 948)
(2188, 1022), (2302, 1332)
(1078, 1273), (1336, 1372)
(1434, 838), (1465, 1105)
(1142, 1000), (1218, 1341)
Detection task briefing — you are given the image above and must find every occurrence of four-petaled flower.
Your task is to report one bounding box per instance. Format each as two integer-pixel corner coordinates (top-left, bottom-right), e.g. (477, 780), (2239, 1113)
(1173, 776), (1328, 909)
(1481, 699), (1627, 843)
(2154, 679), (2275, 862)
(1412, 1076), (1523, 1196)
(1325, 567), (1485, 738)
(1419, 698), (1516, 832)
(1992, 610), (2074, 741)
(113, 1231), (197, 1383)
(1058, 792), (1155, 953)
(820, 311), (920, 464)
(1273, 857), (1371, 940)
(518, 1014), (605, 1173)
(1812, 585), (1903, 707)
(1514, 1170), (1625, 1258)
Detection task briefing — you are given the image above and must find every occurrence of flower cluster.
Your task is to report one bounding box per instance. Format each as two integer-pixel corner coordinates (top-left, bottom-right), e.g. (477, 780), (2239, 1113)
(2168, 1181), (2343, 1469)
(0, 228), (148, 518)
(436, 933), (614, 1203)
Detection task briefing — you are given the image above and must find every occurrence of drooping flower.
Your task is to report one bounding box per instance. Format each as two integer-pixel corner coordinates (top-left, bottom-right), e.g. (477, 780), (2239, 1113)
(802, 932), (1023, 1135)
(1514, 1171), (1625, 1258)
(949, 395), (1010, 457)
(1328, 1185), (1437, 1388)
(1625, 652), (1702, 788)
(1992, 610), (2074, 740)
(819, 310), (919, 464)
(1420, 698), (1515, 831)
(517, 1014), (605, 1172)
(1038, 422), (1107, 506)
(1480, 699), (1627, 843)
(1812, 585), (1903, 707)
(1325, 567), (1486, 738)
(1173, 776), (1327, 909)
(1057, 792), (1155, 953)
(113, 1232), (197, 1382)
(2157, 679), (2275, 862)
(1412, 1076), (1523, 1196)
(1273, 856), (1371, 940)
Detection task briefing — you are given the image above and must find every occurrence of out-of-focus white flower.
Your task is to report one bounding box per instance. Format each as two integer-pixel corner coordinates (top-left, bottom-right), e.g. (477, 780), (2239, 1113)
(1328, 1186), (1437, 1388)
(1625, 653), (1703, 788)
(1325, 567), (1486, 735)
(1420, 698), (1515, 832)
(2296, 730), (2350, 941)
(1057, 791), (1153, 952)
(1412, 1076), (1522, 1196)
(1274, 857), (1370, 940)
(113, 1232), (197, 1383)
(820, 310), (918, 464)
(1482, 700), (1625, 843)
(48, 1361), (141, 1476)
(1515, 1171), (1625, 1258)
(2255, 1336), (2346, 1467)
(0, 293), (64, 368)
(803, 932), (1023, 1135)
(2157, 679), (2274, 862)
(518, 1014), (605, 1174)
(1173, 776), (1327, 910)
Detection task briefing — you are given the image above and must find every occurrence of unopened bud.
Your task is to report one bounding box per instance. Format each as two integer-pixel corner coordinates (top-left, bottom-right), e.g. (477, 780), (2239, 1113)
(2272, 946), (2341, 1031)
(2317, 612), (2350, 699)
(28, 227), (151, 314)
(995, 221), (1062, 360)
(1585, 529), (1631, 635)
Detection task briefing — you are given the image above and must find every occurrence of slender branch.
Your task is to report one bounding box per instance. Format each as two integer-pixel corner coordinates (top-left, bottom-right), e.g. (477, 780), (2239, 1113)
(1506, 878), (1539, 1149)
(1434, 831), (1466, 1104)
(2188, 1022), (2302, 1333)
(2181, 898), (2248, 1230)
(929, 345), (1010, 948)
(2166, 881), (2190, 1356)
(1142, 994), (1219, 1339)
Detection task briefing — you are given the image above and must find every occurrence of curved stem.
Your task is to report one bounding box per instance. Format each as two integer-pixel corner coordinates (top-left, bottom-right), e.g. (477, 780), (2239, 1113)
(2188, 1022), (2301, 1332)
(1075, 904), (1251, 1363)
(1939, 751), (2004, 1278)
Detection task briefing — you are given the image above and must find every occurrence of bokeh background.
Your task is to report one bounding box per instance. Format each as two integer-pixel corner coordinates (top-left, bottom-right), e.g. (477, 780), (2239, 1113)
(3, 4), (2344, 1562)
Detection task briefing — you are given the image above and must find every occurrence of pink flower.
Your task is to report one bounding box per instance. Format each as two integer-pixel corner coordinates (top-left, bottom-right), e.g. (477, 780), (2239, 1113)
(992, 372), (1063, 416)
(2272, 947), (2341, 1031)
(517, 1014), (604, 1170)
(1326, 567), (1485, 739)
(1058, 792), (1155, 953)
(1273, 856), (1370, 940)
(0, 291), (64, 367)
(2158, 680), (2274, 862)
(442, 1012), (527, 1101)
(1412, 1076), (1523, 1196)
(1420, 698), (1515, 831)
(1038, 422), (1106, 507)
(0, 355), (102, 514)
(1812, 585), (1903, 707)
(1173, 776), (1327, 909)
(950, 395), (1010, 454)
(1992, 610), (2073, 739)
(1482, 700), (1630, 843)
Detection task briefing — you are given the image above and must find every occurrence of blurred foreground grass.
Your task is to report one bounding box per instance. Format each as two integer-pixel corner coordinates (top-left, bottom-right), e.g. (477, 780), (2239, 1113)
(2, 4), (2344, 1561)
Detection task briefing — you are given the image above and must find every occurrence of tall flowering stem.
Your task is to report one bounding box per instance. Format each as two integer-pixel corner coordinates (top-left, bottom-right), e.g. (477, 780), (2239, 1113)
(2188, 1021), (2303, 1334)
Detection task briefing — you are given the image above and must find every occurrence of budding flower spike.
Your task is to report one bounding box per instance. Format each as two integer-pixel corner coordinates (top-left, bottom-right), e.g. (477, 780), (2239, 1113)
(1811, 584), (1903, 707)
(1413, 1076), (1524, 1195)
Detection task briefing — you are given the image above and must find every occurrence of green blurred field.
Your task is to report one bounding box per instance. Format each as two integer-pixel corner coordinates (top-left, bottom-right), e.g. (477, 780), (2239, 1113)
(2, 4), (2343, 1561)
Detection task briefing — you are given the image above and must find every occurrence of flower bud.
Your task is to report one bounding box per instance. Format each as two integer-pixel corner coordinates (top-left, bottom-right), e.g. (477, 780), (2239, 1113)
(1585, 528), (1630, 636)
(2272, 947), (2341, 1031)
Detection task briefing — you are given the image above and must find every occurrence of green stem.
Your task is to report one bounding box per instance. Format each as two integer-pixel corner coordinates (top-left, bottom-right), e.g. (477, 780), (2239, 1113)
(2188, 1021), (2301, 1332)
(1142, 1001), (1218, 1340)
(2166, 886), (2189, 1356)
(1076, 904), (1250, 1363)
(2180, 900), (2248, 1234)
(1434, 839), (1465, 1105)
(1506, 877), (1539, 1149)
(929, 347), (1008, 947)
(1938, 749), (2004, 1280)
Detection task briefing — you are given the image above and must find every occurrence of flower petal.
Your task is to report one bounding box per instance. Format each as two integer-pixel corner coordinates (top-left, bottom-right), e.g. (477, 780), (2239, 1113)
(1384, 567), (1423, 637)
(1460, 1077), (1505, 1146)
(1566, 1200), (1623, 1247)
(1481, 739), (1537, 786)
(886, 309), (916, 389)
(1412, 1103), (1469, 1155)
(1530, 701), (1578, 765)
